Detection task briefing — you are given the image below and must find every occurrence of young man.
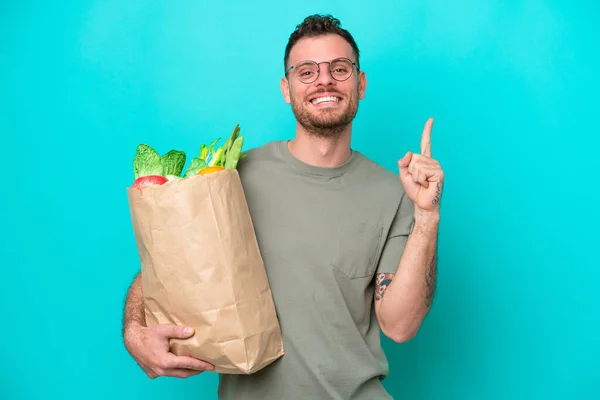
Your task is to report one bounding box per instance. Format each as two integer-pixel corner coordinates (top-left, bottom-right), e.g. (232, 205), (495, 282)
(122, 14), (443, 400)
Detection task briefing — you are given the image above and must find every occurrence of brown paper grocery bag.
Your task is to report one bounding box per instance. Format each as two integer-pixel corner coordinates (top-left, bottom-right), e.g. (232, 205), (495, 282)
(126, 169), (285, 374)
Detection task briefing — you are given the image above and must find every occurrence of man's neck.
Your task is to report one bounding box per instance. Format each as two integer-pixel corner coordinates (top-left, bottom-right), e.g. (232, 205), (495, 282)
(288, 123), (353, 168)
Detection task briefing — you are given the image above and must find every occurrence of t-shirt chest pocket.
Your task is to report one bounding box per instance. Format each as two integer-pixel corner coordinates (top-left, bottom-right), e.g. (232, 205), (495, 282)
(332, 220), (384, 279)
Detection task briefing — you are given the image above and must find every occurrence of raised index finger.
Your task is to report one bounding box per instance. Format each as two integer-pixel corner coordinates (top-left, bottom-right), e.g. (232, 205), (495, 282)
(420, 118), (434, 157)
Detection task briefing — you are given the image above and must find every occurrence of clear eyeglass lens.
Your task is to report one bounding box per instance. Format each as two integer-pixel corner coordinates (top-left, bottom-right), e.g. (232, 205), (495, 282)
(294, 59), (353, 83)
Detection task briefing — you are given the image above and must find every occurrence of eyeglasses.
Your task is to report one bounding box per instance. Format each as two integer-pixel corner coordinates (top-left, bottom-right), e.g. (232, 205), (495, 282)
(285, 57), (359, 84)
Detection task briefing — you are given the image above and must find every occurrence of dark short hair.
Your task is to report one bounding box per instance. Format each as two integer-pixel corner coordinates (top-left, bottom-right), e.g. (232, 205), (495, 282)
(283, 14), (360, 72)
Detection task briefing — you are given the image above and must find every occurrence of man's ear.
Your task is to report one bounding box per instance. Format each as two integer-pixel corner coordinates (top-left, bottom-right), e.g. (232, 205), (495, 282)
(280, 77), (291, 104)
(358, 71), (367, 100)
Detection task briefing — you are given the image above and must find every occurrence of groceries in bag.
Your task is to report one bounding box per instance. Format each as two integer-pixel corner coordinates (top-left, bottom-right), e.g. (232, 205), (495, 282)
(126, 124), (285, 374)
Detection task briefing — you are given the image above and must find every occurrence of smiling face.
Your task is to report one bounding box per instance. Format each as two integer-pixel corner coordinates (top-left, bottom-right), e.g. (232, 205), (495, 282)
(281, 34), (367, 138)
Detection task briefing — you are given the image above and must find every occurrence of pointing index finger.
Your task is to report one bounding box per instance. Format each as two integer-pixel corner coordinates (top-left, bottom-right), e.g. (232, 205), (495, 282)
(420, 118), (433, 157)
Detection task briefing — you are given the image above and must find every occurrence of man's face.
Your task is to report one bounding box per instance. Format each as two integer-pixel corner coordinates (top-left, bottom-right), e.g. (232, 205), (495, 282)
(281, 34), (367, 138)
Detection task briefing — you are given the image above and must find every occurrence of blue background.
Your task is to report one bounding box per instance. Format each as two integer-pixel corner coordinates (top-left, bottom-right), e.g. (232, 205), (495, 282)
(1, 1), (598, 399)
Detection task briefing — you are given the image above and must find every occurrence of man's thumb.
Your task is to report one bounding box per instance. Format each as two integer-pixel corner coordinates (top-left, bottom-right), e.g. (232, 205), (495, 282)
(156, 324), (194, 339)
(398, 152), (412, 169)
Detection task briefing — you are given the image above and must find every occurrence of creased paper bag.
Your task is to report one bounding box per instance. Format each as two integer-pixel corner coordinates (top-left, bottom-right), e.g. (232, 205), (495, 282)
(127, 169), (285, 374)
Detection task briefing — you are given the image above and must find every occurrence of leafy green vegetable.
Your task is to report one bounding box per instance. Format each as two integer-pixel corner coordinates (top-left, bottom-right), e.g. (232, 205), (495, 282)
(195, 125), (244, 169)
(161, 150), (186, 177)
(229, 124), (240, 145)
(199, 144), (209, 162)
(207, 137), (221, 151)
(221, 138), (231, 167)
(133, 123), (245, 181)
(225, 136), (244, 169)
(208, 147), (224, 167)
(184, 157), (209, 177)
(134, 144), (163, 179)
(205, 137), (220, 163)
(220, 124), (240, 167)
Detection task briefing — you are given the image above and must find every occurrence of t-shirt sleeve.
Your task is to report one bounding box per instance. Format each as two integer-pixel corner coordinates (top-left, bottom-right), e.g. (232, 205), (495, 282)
(376, 192), (415, 275)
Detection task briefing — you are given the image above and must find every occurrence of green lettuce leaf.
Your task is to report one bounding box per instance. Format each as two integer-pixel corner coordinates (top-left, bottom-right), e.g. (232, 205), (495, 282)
(160, 150), (186, 177)
(133, 144), (163, 179)
(184, 157), (209, 177)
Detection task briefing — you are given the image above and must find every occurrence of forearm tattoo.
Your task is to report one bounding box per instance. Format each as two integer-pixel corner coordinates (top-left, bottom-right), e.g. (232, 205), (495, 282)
(375, 273), (394, 301)
(432, 182), (442, 205)
(425, 253), (437, 307)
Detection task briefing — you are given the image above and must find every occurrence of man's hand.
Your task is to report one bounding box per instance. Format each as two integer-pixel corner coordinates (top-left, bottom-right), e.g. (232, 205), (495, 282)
(398, 118), (444, 213)
(124, 322), (215, 379)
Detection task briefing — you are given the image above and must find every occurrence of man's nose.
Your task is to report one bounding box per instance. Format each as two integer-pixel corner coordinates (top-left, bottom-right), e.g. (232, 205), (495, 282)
(314, 63), (334, 86)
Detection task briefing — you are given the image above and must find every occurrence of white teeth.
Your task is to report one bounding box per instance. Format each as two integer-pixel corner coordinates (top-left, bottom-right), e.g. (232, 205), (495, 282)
(311, 96), (339, 105)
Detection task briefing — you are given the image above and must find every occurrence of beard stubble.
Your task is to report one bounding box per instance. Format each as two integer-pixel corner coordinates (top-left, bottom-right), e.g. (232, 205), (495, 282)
(290, 88), (359, 139)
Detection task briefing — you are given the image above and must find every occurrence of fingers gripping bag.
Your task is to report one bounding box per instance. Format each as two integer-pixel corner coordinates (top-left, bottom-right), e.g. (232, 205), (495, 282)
(126, 124), (285, 374)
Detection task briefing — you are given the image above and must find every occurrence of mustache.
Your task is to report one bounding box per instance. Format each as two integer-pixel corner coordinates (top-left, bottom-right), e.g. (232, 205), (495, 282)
(307, 88), (344, 98)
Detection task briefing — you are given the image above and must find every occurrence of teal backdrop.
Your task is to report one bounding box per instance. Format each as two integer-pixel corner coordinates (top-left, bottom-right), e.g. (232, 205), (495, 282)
(1, 1), (598, 399)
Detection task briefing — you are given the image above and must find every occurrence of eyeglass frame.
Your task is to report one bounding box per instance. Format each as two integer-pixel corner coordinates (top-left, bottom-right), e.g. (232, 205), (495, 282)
(284, 57), (360, 84)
